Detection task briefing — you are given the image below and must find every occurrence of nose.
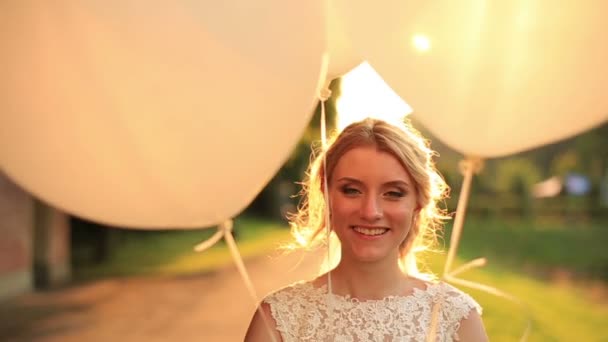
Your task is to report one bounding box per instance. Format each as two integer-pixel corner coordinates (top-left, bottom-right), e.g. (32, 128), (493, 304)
(360, 194), (383, 221)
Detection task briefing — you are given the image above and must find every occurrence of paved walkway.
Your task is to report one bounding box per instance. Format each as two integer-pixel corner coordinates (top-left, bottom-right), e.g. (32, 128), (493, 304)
(0, 250), (324, 342)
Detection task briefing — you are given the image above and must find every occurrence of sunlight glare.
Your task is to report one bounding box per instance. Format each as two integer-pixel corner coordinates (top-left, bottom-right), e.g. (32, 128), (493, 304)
(412, 34), (431, 52)
(336, 62), (412, 131)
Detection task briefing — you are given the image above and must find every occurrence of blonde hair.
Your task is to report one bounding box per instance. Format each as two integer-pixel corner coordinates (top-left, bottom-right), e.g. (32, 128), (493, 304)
(287, 118), (450, 279)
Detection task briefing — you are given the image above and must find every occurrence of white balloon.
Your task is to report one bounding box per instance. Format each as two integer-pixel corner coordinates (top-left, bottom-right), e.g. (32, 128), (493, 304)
(0, 1), (327, 228)
(337, 0), (608, 157)
(326, 1), (362, 81)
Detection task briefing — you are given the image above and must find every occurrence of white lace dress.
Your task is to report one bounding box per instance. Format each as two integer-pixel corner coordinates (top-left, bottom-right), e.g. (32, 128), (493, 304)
(264, 281), (481, 342)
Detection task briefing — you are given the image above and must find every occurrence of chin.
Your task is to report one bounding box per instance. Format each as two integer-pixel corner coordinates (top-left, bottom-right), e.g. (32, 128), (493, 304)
(349, 249), (392, 263)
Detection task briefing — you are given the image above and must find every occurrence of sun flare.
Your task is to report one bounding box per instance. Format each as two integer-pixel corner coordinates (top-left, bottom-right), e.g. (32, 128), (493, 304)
(412, 34), (431, 52)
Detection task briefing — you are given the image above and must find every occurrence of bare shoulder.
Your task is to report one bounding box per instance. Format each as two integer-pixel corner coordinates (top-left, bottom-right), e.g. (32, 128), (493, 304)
(455, 307), (488, 342)
(244, 302), (282, 342)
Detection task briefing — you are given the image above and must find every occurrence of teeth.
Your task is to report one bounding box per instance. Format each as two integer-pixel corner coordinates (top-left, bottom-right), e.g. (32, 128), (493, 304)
(353, 226), (387, 236)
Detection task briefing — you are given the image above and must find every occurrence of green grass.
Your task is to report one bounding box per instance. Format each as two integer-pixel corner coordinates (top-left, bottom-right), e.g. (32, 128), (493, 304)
(444, 217), (608, 281)
(430, 216), (608, 341)
(73, 216), (292, 280)
(74, 215), (608, 341)
(425, 251), (608, 341)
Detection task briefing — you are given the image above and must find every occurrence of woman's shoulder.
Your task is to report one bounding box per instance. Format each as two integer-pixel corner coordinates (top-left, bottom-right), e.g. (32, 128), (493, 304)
(263, 280), (322, 306)
(427, 281), (483, 319)
(260, 280), (326, 340)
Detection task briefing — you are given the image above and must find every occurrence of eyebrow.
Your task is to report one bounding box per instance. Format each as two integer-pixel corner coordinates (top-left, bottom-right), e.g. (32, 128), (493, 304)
(336, 177), (412, 188)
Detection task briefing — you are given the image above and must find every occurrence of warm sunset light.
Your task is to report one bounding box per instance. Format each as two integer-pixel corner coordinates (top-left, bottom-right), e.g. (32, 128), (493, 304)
(336, 62), (412, 131)
(412, 34), (431, 52)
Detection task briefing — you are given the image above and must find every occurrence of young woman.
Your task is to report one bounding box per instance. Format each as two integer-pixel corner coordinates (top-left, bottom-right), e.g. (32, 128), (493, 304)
(246, 118), (488, 341)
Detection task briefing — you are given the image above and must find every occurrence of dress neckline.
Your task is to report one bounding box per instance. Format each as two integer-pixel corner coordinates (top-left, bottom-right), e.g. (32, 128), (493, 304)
(300, 280), (443, 304)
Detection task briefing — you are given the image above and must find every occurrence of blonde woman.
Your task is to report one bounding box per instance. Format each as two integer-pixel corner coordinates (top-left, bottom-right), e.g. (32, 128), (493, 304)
(246, 118), (488, 341)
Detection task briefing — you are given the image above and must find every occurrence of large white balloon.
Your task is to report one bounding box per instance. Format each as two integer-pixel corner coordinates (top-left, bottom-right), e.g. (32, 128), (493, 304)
(0, 1), (327, 228)
(326, 1), (362, 81)
(337, 0), (608, 157)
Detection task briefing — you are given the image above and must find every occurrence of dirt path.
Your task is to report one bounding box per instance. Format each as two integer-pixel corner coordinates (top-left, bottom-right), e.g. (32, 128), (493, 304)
(0, 250), (324, 342)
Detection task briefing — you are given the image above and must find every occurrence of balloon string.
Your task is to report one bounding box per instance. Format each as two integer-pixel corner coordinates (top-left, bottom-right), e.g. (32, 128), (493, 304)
(193, 229), (224, 252)
(319, 85), (334, 332)
(194, 220), (277, 342)
(425, 300), (441, 342)
(447, 257), (486, 277)
(443, 158), (479, 274)
(426, 157), (531, 342)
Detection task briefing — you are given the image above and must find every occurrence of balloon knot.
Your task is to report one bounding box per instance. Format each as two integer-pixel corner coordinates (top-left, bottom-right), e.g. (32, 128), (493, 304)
(318, 87), (332, 102)
(458, 157), (484, 175)
(220, 219), (234, 233)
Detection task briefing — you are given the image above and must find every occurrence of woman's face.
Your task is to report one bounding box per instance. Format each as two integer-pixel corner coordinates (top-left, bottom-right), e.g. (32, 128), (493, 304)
(329, 146), (419, 265)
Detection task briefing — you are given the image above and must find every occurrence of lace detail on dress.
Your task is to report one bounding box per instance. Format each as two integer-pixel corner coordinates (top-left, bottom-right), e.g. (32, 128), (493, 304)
(264, 281), (481, 342)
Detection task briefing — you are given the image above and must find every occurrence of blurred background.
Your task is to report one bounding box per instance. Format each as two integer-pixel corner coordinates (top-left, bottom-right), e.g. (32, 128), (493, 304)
(1, 63), (607, 341)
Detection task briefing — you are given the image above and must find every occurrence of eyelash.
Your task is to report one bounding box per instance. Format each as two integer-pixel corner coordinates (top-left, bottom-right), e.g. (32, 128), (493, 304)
(341, 186), (361, 195)
(386, 190), (406, 198)
(340, 186), (406, 198)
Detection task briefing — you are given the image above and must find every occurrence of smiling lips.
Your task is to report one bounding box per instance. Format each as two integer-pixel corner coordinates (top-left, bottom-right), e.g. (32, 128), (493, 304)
(352, 226), (389, 236)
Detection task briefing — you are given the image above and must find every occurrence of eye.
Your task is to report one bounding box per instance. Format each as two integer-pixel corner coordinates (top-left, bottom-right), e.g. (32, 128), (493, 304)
(385, 189), (406, 199)
(340, 186), (361, 196)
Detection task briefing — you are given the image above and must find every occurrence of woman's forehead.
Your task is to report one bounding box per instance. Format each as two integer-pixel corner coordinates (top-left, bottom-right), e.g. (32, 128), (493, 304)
(332, 146), (412, 182)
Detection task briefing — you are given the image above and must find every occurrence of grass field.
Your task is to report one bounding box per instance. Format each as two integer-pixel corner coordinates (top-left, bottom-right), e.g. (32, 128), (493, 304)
(73, 215), (608, 341)
(437, 217), (608, 341)
(73, 216), (291, 280)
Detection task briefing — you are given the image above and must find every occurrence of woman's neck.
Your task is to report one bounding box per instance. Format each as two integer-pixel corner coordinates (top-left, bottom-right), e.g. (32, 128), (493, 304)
(327, 257), (414, 300)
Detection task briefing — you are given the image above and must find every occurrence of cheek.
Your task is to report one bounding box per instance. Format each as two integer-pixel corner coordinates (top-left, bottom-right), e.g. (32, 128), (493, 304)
(329, 196), (355, 223)
(386, 204), (415, 228)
